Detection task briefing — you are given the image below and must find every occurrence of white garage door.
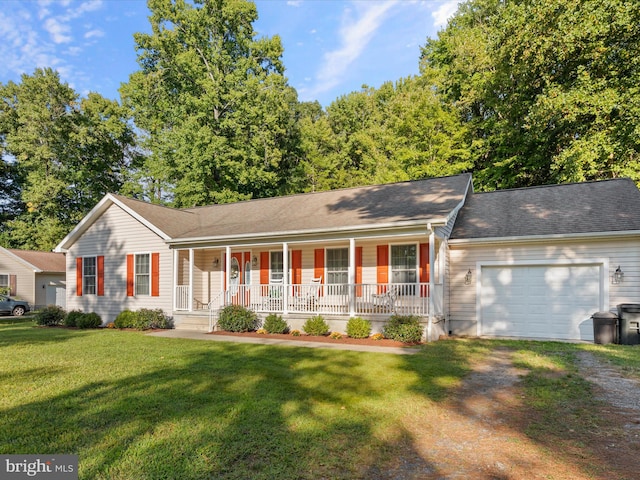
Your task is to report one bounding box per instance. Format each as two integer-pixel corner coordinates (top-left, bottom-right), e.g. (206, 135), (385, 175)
(480, 264), (601, 341)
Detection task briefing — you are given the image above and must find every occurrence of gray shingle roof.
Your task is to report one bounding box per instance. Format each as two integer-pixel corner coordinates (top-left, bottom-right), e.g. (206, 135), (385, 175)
(114, 174), (472, 240)
(451, 178), (640, 240)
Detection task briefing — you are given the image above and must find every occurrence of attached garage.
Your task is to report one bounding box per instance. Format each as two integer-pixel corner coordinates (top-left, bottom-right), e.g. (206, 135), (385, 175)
(479, 263), (603, 341)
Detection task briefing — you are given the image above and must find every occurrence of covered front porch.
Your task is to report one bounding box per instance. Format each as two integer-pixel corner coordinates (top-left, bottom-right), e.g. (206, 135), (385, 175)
(170, 233), (446, 338)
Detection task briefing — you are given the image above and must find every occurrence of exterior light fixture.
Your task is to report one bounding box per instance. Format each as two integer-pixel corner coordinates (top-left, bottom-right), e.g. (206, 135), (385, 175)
(613, 266), (624, 284)
(464, 269), (473, 285)
(213, 257), (220, 269)
(252, 255), (258, 267)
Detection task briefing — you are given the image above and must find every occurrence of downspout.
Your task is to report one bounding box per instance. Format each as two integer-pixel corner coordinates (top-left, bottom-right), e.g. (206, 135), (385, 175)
(427, 223), (436, 342)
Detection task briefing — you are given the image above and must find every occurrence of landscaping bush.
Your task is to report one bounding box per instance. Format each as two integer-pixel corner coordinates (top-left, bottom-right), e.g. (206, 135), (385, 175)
(64, 310), (84, 327)
(302, 315), (329, 336)
(382, 314), (424, 343)
(136, 308), (173, 329)
(114, 310), (137, 329)
(34, 306), (66, 326)
(263, 314), (289, 334)
(346, 317), (372, 339)
(76, 312), (102, 329)
(217, 305), (259, 332)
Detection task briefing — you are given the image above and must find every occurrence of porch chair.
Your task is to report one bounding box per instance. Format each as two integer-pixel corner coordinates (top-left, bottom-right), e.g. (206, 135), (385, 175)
(262, 279), (283, 311)
(292, 276), (322, 312)
(372, 284), (398, 312)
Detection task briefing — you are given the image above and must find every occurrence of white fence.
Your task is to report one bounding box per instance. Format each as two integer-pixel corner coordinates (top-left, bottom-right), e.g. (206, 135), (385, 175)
(176, 282), (430, 317)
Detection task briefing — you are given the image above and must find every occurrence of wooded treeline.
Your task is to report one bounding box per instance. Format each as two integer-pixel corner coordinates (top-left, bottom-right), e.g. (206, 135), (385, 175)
(1, 0), (638, 250)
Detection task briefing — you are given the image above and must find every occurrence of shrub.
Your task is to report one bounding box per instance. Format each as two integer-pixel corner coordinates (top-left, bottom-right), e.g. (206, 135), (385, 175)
(217, 305), (259, 332)
(329, 331), (343, 339)
(76, 312), (102, 329)
(256, 328), (267, 334)
(114, 310), (136, 329)
(136, 308), (173, 329)
(34, 306), (66, 326)
(302, 315), (329, 336)
(64, 310), (84, 327)
(290, 330), (301, 336)
(382, 314), (424, 343)
(263, 313), (289, 334)
(346, 317), (372, 339)
(371, 333), (384, 341)
(113, 309), (172, 330)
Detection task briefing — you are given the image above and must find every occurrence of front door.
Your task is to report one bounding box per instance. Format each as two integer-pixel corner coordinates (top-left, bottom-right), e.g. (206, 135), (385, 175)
(229, 252), (251, 305)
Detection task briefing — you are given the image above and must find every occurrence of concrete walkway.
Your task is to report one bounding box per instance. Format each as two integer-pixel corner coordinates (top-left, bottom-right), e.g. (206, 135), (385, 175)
(146, 329), (421, 355)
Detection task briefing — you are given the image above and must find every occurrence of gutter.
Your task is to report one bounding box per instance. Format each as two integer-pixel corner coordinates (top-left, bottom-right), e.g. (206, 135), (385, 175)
(448, 229), (640, 247)
(167, 218), (449, 247)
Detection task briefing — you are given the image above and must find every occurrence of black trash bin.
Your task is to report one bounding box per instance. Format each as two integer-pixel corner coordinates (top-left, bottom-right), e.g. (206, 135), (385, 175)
(616, 304), (640, 345)
(592, 311), (618, 344)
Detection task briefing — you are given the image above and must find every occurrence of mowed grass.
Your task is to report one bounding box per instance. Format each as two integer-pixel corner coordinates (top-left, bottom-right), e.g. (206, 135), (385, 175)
(2, 320), (639, 479)
(0, 321), (484, 479)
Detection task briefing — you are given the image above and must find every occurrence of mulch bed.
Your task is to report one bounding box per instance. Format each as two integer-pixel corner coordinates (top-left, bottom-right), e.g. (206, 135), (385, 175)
(208, 330), (416, 348)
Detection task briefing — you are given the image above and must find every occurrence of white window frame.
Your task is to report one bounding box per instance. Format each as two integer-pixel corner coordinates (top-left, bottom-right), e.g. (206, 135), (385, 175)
(134, 253), (151, 296)
(83, 257), (97, 295)
(390, 243), (418, 294)
(269, 251), (292, 283)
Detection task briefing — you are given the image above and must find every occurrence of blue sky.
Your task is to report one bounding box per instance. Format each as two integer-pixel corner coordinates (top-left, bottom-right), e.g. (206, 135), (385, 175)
(0, 0), (460, 107)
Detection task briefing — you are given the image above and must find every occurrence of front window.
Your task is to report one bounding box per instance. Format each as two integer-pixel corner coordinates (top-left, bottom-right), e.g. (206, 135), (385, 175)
(270, 251), (283, 282)
(135, 254), (150, 296)
(0, 274), (8, 295)
(326, 248), (348, 294)
(391, 244), (417, 294)
(83, 257), (96, 295)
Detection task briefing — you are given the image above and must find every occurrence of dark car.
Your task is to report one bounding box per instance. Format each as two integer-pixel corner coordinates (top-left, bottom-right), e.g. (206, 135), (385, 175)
(0, 295), (31, 316)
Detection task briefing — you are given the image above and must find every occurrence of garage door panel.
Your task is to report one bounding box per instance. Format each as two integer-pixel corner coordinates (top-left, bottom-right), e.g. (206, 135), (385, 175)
(481, 265), (600, 341)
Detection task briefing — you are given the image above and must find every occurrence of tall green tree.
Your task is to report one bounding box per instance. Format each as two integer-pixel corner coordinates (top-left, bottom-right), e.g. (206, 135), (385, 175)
(295, 77), (471, 192)
(0, 68), (138, 250)
(422, 0), (640, 190)
(122, 0), (300, 207)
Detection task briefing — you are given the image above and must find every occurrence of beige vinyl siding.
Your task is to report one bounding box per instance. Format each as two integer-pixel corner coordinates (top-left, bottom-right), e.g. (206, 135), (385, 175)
(0, 253), (35, 303)
(448, 236), (640, 336)
(66, 203), (172, 324)
(34, 273), (66, 308)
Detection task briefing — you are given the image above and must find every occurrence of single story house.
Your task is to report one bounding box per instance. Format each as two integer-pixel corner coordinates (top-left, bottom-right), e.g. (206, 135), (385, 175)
(54, 173), (640, 342)
(0, 247), (66, 309)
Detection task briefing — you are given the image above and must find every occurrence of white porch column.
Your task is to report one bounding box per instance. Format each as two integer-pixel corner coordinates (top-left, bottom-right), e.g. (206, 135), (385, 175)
(427, 228), (436, 342)
(225, 246), (231, 304)
(188, 248), (194, 312)
(349, 237), (356, 316)
(282, 242), (289, 315)
(173, 249), (178, 311)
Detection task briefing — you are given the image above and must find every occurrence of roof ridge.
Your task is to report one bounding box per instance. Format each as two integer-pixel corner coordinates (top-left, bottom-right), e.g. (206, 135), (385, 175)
(182, 173), (473, 211)
(472, 177), (632, 195)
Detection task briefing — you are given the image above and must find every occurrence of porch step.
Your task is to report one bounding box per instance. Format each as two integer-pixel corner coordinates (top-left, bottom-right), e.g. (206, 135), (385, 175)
(174, 315), (210, 332)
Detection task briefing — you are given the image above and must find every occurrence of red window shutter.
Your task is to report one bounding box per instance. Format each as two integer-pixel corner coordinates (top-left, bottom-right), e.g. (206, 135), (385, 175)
(291, 250), (302, 284)
(419, 243), (430, 297)
(151, 253), (160, 297)
(76, 257), (83, 296)
(355, 247), (363, 297)
(97, 256), (105, 296)
(376, 245), (388, 293)
(9, 274), (17, 296)
(260, 252), (269, 285)
(126, 254), (134, 297)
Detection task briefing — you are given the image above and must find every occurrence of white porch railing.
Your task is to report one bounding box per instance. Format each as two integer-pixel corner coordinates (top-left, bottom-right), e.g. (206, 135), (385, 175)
(177, 283), (430, 317)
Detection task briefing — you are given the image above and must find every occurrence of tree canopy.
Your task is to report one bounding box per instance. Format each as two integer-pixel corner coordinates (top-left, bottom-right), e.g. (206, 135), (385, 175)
(1, 0), (638, 250)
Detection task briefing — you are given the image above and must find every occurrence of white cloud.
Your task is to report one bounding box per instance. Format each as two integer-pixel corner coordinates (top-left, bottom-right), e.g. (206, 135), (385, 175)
(432, 0), (459, 28)
(287, 1), (302, 6)
(84, 28), (104, 39)
(44, 17), (72, 43)
(310, 0), (397, 96)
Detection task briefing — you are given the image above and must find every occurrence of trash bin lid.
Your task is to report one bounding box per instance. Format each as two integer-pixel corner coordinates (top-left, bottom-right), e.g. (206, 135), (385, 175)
(617, 303), (640, 313)
(592, 311), (618, 319)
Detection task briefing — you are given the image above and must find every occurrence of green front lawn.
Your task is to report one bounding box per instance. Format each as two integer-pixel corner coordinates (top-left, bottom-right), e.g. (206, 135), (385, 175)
(1, 322), (638, 479)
